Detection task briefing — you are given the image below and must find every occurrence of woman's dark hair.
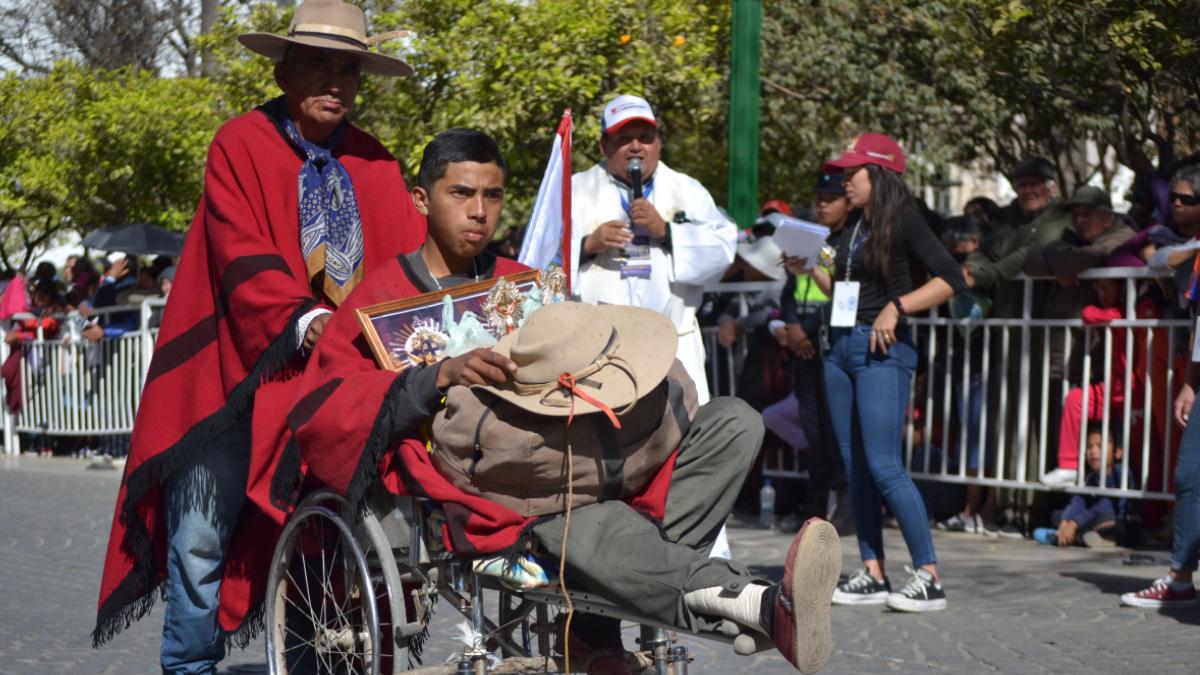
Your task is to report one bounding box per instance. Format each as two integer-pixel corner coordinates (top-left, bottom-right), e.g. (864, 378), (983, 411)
(861, 163), (915, 277)
(416, 128), (507, 193)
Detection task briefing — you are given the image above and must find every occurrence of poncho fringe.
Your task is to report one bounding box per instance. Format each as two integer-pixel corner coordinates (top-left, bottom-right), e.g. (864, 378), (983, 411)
(92, 300), (314, 647)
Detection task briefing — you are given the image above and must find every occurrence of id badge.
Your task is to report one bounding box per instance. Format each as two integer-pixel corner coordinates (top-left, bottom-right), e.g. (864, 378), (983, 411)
(620, 228), (653, 279)
(831, 281), (860, 327)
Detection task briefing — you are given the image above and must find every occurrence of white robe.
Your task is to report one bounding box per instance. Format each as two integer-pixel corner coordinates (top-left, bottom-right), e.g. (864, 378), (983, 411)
(569, 161), (737, 404)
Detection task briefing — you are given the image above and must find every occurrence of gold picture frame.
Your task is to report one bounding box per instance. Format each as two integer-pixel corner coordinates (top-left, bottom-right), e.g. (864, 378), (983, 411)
(355, 270), (541, 371)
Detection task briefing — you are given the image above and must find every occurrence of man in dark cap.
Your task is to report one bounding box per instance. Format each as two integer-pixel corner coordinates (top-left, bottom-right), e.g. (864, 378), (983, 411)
(1024, 186), (1133, 287)
(963, 156), (1071, 318)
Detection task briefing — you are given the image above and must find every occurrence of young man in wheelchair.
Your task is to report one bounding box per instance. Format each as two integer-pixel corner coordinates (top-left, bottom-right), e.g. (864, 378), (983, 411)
(264, 128), (841, 674)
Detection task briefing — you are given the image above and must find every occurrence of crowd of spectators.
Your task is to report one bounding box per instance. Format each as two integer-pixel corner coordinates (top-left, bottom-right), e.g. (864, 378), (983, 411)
(0, 253), (177, 459)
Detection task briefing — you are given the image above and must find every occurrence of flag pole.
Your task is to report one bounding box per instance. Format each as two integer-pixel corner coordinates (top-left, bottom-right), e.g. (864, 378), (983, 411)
(560, 109), (573, 296)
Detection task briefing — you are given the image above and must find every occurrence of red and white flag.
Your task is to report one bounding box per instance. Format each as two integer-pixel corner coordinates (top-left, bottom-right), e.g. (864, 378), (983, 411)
(518, 109), (572, 293)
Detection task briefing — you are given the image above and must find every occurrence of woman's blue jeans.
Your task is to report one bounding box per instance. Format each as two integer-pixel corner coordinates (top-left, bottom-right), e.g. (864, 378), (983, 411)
(824, 324), (937, 568)
(1170, 393), (1200, 573)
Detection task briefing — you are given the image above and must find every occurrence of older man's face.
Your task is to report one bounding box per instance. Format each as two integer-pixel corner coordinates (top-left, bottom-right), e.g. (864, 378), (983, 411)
(274, 45), (362, 142)
(1071, 205), (1113, 242)
(601, 120), (661, 186)
(1014, 175), (1055, 215)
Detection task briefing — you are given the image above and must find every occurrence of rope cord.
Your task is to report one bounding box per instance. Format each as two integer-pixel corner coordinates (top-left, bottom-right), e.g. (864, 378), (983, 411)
(555, 372), (622, 675)
(559, 416), (575, 675)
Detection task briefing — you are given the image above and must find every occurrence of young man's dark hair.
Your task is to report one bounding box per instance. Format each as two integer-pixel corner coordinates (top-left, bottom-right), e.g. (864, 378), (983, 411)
(417, 128), (508, 192)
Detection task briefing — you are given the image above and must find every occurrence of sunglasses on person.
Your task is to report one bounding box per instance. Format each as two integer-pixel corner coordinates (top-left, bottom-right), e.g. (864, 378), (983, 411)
(1170, 191), (1200, 206)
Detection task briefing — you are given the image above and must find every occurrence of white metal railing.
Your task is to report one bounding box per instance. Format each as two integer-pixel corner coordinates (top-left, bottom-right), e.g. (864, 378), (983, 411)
(1, 298), (165, 453)
(703, 267), (1186, 501)
(1, 267), (1189, 504)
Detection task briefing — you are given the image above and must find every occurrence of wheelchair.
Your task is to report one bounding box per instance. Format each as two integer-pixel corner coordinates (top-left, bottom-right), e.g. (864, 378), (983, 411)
(263, 483), (772, 674)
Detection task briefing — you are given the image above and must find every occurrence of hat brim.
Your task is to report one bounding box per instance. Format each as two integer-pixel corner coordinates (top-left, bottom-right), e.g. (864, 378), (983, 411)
(238, 32), (414, 77)
(603, 115), (657, 136)
(479, 305), (679, 417)
(738, 242), (786, 281)
(820, 154), (864, 175)
(813, 185), (846, 195)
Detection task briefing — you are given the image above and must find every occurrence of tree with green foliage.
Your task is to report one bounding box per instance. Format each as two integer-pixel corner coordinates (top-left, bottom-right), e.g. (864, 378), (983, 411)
(0, 64), (221, 272)
(759, 0), (1200, 206)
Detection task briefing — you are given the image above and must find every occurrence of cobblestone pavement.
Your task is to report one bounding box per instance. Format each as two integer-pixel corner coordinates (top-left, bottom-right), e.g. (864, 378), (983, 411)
(1, 454), (1196, 674)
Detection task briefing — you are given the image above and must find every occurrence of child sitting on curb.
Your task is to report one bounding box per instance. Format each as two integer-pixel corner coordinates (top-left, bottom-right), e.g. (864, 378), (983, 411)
(1034, 423), (1138, 547)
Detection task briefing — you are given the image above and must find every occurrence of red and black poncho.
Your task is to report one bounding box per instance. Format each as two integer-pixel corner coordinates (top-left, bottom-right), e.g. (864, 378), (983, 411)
(93, 104), (424, 647)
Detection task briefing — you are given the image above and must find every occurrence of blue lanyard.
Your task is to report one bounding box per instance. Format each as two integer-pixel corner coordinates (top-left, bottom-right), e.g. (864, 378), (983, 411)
(619, 178), (655, 216)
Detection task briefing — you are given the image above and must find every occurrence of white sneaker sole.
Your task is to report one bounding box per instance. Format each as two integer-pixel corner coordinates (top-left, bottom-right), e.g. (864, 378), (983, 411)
(831, 589), (888, 605)
(789, 520), (842, 674)
(885, 593), (947, 612)
(1120, 594), (1198, 608)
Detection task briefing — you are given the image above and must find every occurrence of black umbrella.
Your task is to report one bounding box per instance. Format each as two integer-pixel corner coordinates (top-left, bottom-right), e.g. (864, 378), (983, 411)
(81, 223), (186, 256)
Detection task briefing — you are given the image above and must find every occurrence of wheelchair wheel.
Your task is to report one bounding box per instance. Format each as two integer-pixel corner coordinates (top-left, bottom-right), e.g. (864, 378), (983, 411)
(265, 504), (381, 675)
(292, 490), (409, 673)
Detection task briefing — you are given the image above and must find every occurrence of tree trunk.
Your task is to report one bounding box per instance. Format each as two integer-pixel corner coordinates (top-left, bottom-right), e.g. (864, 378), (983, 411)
(199, 0), (218, 76)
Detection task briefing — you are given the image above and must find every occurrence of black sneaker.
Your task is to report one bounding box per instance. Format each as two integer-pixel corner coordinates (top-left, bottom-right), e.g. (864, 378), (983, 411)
(832, 568), (890, 605)
(885, 567), (947, 612)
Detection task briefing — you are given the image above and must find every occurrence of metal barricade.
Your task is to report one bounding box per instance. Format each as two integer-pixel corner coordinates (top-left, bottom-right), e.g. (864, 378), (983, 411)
(905, 267), (1184, 501)
(1, 267), (1188, 505)
(1, 298), (166, 453)
(702, 269), (1186, 500)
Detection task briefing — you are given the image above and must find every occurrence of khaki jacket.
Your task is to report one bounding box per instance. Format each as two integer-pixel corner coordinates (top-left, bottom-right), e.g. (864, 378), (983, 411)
(966, 200), (1071, 317)
(430, 360), (699, 518)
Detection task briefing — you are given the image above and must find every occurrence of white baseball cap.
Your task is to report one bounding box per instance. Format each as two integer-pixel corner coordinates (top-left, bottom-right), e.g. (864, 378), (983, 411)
(601, 94), (657, 135)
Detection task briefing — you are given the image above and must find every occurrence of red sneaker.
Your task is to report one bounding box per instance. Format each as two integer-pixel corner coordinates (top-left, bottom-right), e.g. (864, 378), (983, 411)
(772, 518), (841, 673)
(1120, 575), (1199, 608)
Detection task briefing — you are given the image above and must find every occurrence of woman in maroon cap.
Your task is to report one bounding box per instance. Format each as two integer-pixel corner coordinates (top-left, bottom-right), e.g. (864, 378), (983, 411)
(801, 132), (965, 612)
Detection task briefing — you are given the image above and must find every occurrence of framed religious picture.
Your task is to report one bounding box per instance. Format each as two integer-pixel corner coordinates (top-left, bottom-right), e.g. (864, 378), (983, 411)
(356, 269), (553, 372)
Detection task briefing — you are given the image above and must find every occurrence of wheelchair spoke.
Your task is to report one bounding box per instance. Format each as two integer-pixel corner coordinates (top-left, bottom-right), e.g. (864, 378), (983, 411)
(285, 567), (317, 623)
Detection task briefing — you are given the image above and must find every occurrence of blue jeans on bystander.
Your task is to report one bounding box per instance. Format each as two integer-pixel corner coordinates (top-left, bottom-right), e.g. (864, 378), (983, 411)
(160, 416), (250, 674)
(824, 324), (937, 568)
(1171, 394), (1200, 573)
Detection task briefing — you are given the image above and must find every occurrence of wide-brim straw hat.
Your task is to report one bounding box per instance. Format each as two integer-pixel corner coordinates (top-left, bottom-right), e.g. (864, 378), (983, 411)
(238, 0), (413, 77)
(478, 302), (678, 418)
(737, 236), (785, 281)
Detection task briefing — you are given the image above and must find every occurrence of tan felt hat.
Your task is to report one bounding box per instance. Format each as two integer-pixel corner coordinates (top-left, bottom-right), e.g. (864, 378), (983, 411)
(238, 0), (413, 77)
(478, 302), (678, 418)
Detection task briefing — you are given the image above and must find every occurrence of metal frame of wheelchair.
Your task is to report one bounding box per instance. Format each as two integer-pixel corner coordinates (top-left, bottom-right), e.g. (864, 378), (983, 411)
(264, 486), (763, 674)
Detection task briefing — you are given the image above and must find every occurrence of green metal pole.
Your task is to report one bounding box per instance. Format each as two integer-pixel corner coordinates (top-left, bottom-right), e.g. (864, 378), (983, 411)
(727, 0), (762, 229)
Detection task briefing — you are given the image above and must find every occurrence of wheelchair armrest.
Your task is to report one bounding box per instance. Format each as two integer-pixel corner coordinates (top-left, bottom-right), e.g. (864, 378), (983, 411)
(369, 487), (432, 566)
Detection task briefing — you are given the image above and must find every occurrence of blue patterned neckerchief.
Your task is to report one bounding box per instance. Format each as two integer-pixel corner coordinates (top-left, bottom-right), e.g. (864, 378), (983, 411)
(277, 107), (364, 306)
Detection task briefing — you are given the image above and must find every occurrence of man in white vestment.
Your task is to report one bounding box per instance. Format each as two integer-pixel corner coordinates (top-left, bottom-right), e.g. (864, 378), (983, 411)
(571, 94), (737, 405)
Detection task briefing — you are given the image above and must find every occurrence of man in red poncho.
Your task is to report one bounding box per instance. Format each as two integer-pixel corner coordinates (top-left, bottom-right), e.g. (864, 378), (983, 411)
(92, 1), (425, 671)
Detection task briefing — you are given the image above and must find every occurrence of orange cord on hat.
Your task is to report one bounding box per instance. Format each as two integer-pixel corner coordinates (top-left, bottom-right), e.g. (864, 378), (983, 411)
(556, 372), (622, 674)
(557, 373), (623, 429)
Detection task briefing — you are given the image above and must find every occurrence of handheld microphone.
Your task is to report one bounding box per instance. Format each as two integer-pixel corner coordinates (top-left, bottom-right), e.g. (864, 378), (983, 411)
(628, 157), (644, 201)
